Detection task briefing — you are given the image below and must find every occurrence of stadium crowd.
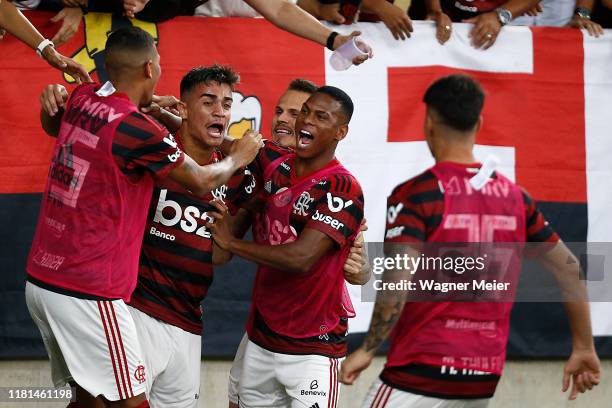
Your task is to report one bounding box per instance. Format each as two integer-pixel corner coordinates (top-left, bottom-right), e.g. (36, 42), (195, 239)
(4, 0), (610, 50)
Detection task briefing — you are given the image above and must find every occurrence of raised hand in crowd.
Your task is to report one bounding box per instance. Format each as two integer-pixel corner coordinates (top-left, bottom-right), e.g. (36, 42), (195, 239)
(0, 0), (90, 82)
(464, 11), (503, 49)
(296, 0), (347, 24)
(425, 10), (452, 44)
(568, 0), (604, 37)
(334, 30), (374, 64)
(123, 0), (151, 18)
(363, 0), (413, 40)
(523, 3), (543, 16)
(51, 7), (83, 47)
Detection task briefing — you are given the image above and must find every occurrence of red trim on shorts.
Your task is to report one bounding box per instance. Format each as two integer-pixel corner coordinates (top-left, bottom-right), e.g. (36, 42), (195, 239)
(102, 302), (130, 399)
(329, 358), (338, 408)
(97, 301), (123, 400)
(370, 382), (384, 408)
(109, 302), (134, 398)
(379, 385), (392, 408)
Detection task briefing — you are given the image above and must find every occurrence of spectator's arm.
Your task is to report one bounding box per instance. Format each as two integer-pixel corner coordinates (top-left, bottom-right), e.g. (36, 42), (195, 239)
(244, 0), (372, 61)
(296, 0), (321, 17)
(499, 0), (540, 19)
(362, 0), (413, 40)
(424, 0), (452, 44)
(568, 0), (604, 37)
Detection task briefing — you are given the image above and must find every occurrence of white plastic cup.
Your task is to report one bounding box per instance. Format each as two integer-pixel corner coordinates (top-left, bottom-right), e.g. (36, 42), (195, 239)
(329, 36), (369, 71)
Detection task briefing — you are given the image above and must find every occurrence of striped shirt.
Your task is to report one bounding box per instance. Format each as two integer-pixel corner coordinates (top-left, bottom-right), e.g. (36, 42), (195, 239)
(381, 164), (560, 399)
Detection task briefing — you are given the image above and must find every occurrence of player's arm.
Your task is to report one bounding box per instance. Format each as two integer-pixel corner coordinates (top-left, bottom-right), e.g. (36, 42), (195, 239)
(535, 242), (601, 400)
(140, 95), (183, 133)
(212, 208), (253, 265)
(206, 200), (335, 273)
(243, 0), (372, 63)
(169, 134), (260, 197)
(39, 84), (69, 137)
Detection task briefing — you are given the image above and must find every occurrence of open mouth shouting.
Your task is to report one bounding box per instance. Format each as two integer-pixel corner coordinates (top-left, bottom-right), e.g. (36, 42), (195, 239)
(206, 122), (225, 138)
(298, 129), (314, 148)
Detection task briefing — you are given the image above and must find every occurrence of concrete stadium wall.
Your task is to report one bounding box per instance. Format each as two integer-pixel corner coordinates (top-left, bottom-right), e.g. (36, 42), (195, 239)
(0, 358), (609, 407)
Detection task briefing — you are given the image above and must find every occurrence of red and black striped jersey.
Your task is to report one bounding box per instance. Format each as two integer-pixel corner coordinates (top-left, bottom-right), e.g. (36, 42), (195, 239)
(112, 111), (183, 182)
(385, 167), (560, 244)
(382, 163), (560, 398)
(251, 141), (364, 246)
(129, 146), (255, 334)
(246, 141), (364, 356)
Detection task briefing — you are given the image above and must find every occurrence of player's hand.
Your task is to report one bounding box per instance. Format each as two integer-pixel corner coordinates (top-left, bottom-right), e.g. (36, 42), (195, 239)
(464, 12), (502, 50)
(229, 130), (264, 168)
(206, 200), (234, 251)
(377, 2), (413, 40)
(340, 347), (375, 385)
(562, 348), (601, 400)
(568, 15), (604, 38)
(123, 0), (150, 18)
(41, 45), (92, 84)
(426, 11), (452, 45)
(320, 3), (346, 24)
(51, 7), (83, 47)
(333, 31), (374, 66)
(40, 84), (69, 117)
(141, 95), (180, 117)
(344, 231), (370, 285)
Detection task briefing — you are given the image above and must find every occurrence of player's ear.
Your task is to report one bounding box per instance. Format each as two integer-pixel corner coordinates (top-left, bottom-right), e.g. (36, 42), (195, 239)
(144, 59), (153, 79)
(424, 109), (434, 138)
(335, 124), (348, 141)
(177, 101), (188, 120)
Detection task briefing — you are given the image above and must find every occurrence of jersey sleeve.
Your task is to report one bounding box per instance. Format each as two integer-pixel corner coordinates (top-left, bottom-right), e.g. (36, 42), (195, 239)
(248, 139), (292, 180)
(224, 166), (258, 214)
(384, 182), (428, 243)
(305, 175), (364, 247)
(112, 112), (184, 179)
(522, 189), (560, 243)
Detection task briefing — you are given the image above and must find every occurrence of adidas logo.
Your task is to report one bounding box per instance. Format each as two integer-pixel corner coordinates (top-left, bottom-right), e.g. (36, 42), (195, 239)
(265, 180), (272, 193)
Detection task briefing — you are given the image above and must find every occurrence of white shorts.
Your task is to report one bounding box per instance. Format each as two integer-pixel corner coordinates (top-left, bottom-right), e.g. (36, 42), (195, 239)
(228, 332), (249, 405)
(362, 378), (491, 408)
(238, 340), (342, 408)
(25, 281), (147, 401)
(128, 306), (201, 408)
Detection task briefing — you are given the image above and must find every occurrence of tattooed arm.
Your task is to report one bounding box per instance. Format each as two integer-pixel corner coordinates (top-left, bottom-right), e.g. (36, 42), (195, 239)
(339, 243), (418, 384)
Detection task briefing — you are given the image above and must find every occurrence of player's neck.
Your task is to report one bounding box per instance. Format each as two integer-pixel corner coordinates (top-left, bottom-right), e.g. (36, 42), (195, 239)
(294, 149), (335, 178)
(434, 145), (477, 165)
(112, 80), (146, 108)
(180, 130), (215, 165)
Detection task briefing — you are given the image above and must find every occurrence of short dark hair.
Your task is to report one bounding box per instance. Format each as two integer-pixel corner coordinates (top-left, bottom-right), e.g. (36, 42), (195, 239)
(423, 74), (485, 132)
(315, 85), (354, 123)
(180, 65), (240, 97)
(105, 26), (156, 59)
(287, 78), (317, 95)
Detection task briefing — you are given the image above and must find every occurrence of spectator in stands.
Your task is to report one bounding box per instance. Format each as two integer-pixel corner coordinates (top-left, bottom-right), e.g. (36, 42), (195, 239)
(511, 0), (604, 35)
(431, 0), (541, 49)
(297, 0), (453, 44)
(0, 0), (89, 81)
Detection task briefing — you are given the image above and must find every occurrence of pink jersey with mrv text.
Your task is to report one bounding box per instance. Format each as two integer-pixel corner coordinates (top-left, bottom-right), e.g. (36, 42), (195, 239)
(27, 83), (183, 301)
(386, 162), (526, 376)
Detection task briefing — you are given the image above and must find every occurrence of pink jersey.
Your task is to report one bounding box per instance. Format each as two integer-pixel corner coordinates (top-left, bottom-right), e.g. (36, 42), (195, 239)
(27, 83), (182, 301)
(386, 162), (526, 375)
(248, 154), (359, 339)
